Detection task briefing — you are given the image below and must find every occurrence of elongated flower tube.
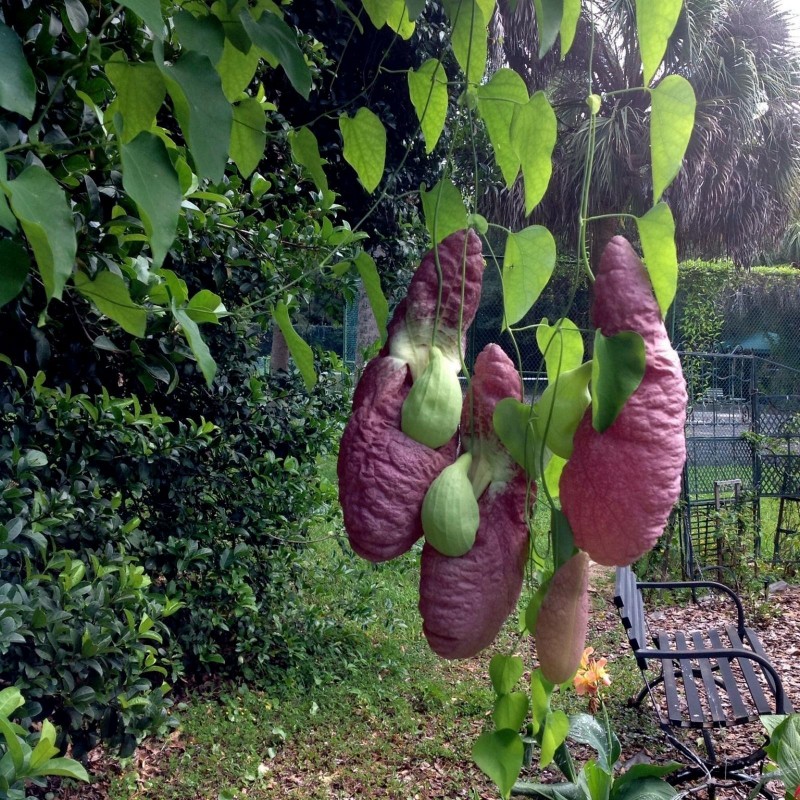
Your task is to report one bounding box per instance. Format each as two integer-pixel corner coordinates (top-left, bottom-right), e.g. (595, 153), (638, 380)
(338, 230), (484, 562)
(419, 344), (533, 658)
(559, 237), (687, 566)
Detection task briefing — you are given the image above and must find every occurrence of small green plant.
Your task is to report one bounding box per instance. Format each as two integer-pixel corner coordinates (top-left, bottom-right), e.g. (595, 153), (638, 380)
(512, 703), (680, 800)
(750, 715), (800, 799)
(0, 687), (88, 799)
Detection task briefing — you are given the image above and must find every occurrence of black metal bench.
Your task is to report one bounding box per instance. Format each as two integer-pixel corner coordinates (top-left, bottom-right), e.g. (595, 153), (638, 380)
(614, 566), (792, 786)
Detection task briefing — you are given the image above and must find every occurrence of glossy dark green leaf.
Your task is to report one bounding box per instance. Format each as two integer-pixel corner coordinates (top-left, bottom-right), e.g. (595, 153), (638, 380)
(405, 0), (427, 20)
(0, 240), (29, 307)
(567, 713), (617, 773)
(0, 22), (36, 119)
(473, 729), (524, 800)
(613, 777), (676, 800)
(231, 98), (266, 178)
(240, 9), (311, 99)
(476, 69), (528, 186)
(613, 762), (681, 794)
(489, 654), (525, 695)
(288, 126), (328, 192)
(186, 289), (226, 324)
(502, 226), (557, 327)
(551, 508), (576, 570)
(173, 304), (217, 385)
(493, 692), (529, 732)
(119, 0), (165, 38)
(120, 132), (181, 268)
(534, 0), (563, 58)
(0, 155), (16, 233)
(636, 202), (678, 317)
(105, 54), (166, 143)
(421, 178), (467, 244)
(156, 47), (233, 182)
(591, 330), (646, 433)
(74, 271), (147, 337)
(3, 166), (76, 301)
(354, 251), (388, 344)
(64, 0), (89, 34)
(174, 10), (225, 63)
(273, 301), (317, 390)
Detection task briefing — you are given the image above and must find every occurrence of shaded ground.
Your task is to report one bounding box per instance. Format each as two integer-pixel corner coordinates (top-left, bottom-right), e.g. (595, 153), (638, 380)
(48, 566), (800, 800)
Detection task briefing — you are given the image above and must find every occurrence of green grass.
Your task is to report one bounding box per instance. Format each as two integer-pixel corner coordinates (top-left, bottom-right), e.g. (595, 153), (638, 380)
(101, 468), (673, 800)
(106, 529), (501, 799)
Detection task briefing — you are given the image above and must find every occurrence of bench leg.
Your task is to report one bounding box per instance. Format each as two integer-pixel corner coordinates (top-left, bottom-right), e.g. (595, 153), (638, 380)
(629, 673), (665, 708)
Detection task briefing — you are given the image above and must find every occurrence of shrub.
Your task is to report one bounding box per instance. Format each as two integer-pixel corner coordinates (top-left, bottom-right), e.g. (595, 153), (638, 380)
(0, 353), (349, 751)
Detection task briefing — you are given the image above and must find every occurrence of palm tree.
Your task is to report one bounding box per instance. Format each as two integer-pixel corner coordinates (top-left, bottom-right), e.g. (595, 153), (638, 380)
(485, 0), (800, 267)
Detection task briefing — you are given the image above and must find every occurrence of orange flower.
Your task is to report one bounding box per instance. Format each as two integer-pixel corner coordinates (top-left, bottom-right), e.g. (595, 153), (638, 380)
(573, 647), (611, 697)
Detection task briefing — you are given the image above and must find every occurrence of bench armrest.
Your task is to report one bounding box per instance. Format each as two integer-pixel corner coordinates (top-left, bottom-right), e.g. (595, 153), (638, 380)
(636, 579), (746, 635)
(635, 646), (790, 714)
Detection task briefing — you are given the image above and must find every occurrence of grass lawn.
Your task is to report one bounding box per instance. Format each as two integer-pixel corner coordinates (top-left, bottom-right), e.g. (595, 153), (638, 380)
(98, 496), (663, 800)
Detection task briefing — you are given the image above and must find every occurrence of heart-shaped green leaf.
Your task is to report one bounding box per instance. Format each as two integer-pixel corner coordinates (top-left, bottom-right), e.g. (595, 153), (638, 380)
(408, 59), (449, 154)
(493, 397), (542, 478)
(339, 107), (386, 193)
(493, 692), (530, 732)
(636, 0), (683, 86)
(591, 330), (646, 433)
(650, 75), (696, 203)
(473, 729), (525, 800)
(530, 669), (554, 736)
(421, 178), (468, 244)
(540, 710), (570, 768)
(536, 318), (584, 382)
(636, 202), (678, 317)
(511, 91), (557, 214)
(476, 69), (529, 187)
(534, 361), (592, 459)
(503, 226), (557, 327)
(489, 654), (525, 696)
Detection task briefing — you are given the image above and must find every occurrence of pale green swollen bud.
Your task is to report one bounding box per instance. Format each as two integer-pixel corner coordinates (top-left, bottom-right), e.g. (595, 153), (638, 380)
(421, 452), (480, 557)
(401, 346), (463, 448)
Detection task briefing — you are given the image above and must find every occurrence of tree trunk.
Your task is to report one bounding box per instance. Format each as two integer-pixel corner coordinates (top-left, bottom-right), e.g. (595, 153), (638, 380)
(590, 217), (619, 273)
(270, 324), (289, 373)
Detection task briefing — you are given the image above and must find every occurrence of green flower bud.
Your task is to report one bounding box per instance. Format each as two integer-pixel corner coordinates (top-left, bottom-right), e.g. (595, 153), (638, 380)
(421, 452), (480, 557)
(401, 346), (463, 448)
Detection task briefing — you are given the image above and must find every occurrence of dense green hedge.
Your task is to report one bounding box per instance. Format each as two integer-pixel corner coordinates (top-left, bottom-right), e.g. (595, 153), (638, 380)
(0, 356), (348, 756)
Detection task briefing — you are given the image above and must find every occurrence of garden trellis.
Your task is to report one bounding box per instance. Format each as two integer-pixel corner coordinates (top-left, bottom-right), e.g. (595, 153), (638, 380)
(679, 351), (800, 575)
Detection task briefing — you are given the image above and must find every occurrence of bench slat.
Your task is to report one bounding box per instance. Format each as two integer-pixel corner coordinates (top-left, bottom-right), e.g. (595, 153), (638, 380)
(725, 624), (773, 715)
(706, 628), (755, 723)
(674, 631), (708, 727)
(657, 632), (684, 726)
(689, 631), (726, 725)
(743, 626), (793, 712)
